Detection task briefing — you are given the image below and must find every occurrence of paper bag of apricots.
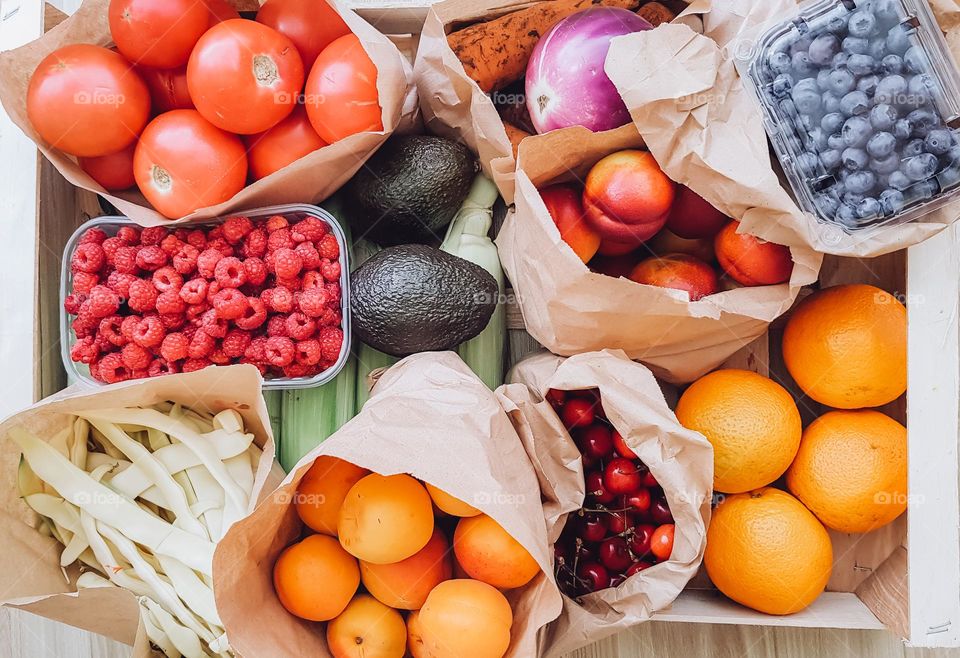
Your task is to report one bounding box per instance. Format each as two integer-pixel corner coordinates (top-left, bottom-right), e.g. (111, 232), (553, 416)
(496, 123), (822, 383)
(498, 349), (713, 657)
(0, 0), (417, 226)
(212, 351), (564, 658)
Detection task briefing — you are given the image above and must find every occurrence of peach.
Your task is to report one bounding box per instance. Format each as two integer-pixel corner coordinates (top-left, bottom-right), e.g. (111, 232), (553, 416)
(360, 529), (453, 610)
(295, 456), (369, 535)
(453, 513), (540, 590)
(715, 220), (793, 286)
(583, 150), (675, 245)
(327, 594), (406, 658)
(628, 253), (719, 301)
(418, 580), (513, 658)
(665, 185), (729, 239)
(540, 184), (601, 262)
(648, 228), (715, 263)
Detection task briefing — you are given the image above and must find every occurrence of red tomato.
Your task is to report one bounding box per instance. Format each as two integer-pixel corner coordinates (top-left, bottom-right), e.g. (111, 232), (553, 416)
(256, 0), (350, 70)
(204, 0), (240, 25)
(133, 109), (247, 219)
(138, 66), (193, 113)
(27, 44), (150, 157)
(79, 143), (137, 191)
(244, 106), (327, 181)
(304, 33), (382, 144)
(187, 19), (304, 135)
(650, 524), (674, 562)
(108, 0), (209, 68)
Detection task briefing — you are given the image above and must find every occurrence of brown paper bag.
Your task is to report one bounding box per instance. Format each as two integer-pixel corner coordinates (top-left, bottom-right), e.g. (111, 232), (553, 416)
(500, 349), (713, 658)
(0, 364), (279, 655)
(605, 2), (960, 256)
(213, 351), (563, 658)
(496, 122), (822, 383)
(0, 0), (418, 226)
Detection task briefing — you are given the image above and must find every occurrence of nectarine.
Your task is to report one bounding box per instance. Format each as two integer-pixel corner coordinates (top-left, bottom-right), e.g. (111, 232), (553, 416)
(540, 184), (601, 263)
(665, 185), (729, 239)
(629, 253), (719, 301)
(419, 580), (513, 658)
(295, 455), (369, 535)
(361, 529), (453, 610)
(273, 534), (359, 621)
(715, 220), (793, 286)
(327, 594), (406, 658)
(453, 513), (540, 590)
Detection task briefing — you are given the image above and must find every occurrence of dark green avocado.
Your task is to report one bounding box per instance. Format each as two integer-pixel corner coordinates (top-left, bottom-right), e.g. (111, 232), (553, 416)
(342, 135), (478, 246)
(350, 244), (498, 357)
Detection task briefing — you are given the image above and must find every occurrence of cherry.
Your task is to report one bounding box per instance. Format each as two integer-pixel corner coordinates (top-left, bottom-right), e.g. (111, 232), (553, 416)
(576, 424), (613, 460)
(606, 508), (635, 535)
(562, 398), (596, 428)
(651, 524), (675, 561)
(626, 561), (654, 577)
(598, 536), (632, 572)
(585, 471), (615, 504)
(612, 430), (637, 459)
(629, 523), (656, 557)
(580, 450), (599, 470)
(609, 573), (626, 588)
(624, 488), (651, 513)
(649, 496), (674, 525)
(546, 388), (566, 409)
(578, 512), (607, 542)
(642, 470), (659, 488)
(604, 458), (642, 494)
(576, 561), (610, 592)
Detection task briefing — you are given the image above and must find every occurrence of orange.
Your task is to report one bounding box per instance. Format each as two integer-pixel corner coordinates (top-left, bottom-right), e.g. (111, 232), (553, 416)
(705, 488), (833, 615)
(327, 594), (406, 658)
(273, 534), (359, 621)
(453, 514), (540, 590)
(338, 473), (434, 564)
(295, 455), (369, 535)
(418, 579), (513, 658)
(361, 529), (453, 610)
(425, 482), (481, 517)
(782, 284), (906, 409)
(786, 410), (907, 533)
(675, 369), (802, 494)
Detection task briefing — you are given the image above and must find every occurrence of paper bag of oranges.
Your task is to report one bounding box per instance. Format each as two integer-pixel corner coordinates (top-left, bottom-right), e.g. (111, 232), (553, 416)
(496, 123), (822, 384)
(499, 349), (713, 657)
(212, 351), (563, 658)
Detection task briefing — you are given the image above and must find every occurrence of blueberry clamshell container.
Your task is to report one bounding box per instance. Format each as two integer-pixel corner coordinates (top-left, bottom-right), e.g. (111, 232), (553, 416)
(742, 0), (960, 233)
(60, 203), (352, 390)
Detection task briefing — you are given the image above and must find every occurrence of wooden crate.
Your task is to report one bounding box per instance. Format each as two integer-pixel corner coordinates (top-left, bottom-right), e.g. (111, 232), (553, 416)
(5, 0), (960, 652)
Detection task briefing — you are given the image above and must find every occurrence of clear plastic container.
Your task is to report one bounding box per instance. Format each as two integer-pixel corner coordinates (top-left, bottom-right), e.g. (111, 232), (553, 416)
(60, 203), (351, 390)
(742, 0), (960, 233)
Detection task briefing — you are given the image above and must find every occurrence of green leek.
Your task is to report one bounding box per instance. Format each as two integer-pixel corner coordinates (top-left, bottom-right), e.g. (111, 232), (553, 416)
(352, 238), (398, 410)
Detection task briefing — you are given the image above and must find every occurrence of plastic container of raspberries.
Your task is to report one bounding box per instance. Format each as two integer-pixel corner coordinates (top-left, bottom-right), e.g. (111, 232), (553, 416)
(741, 0), (960, 233)
(60, 203), (351, 390)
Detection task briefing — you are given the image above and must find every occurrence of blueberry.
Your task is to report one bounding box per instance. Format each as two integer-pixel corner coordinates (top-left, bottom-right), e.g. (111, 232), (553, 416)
(771, 73), (795, 98)
(871, 153), (901, 174)
(822, 112), (846, 133)
(792, 51), (816, 76)
(808, 34), (841, 66)
(842, 147), (870, 170)
(903, 153), (939, 180)
(870, 0), (903, 28)
(836, 203), (859, 224)
(827, 68), (856, 96)
(858, 197), (882, 218)
(888, 171), (912, 190)
(797, 151), (820, 175)
(893, 118), (913, 140)
(903, 138), (925, 158)
(857, 74), (880, 96)
(843, 36), (870, 55)
(846, 170), (877, 194)
(823, 92), (843, 114)
(875, 74), (907, 104)
(880, 188), (906, 213)
(907, 108), (939, 137)
(821, 148), (843, 170)
(828, 14), (849, 34)
(912, 179), (939, 200)
(938, 163), (960, 188)
(843, 190), (866, 207)
(869, 103), (898, 130)
(876, 173), (891, 189)
(848, 10), (878, 38)
(867, 131), (897, 158)
(907, 74), (934, 107)
(840, 90), (871, 116)
(904, 45), (928, 74)
(828, 132), (847, 150)
(816, 68), (832, 89)
(790, 36), (814, 57)
(814, 193), (841, 218)
(843, 115), (873, 147)
(768, 50), (793, 75)
(881, 54), (904, 74)
(832, 52), (850, 69)
(848, 54), (877, 76)
(924, 129), (954, 156)
(870, 39), (888, 61)
(886, 26), (912, 56)
(792, 86), (822, 115)
(808, 127), (829, 150)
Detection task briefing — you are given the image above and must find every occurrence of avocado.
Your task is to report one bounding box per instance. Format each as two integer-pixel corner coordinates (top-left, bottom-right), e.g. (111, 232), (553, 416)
(342, 135), (478, 246)
(350, 244), (498, 357)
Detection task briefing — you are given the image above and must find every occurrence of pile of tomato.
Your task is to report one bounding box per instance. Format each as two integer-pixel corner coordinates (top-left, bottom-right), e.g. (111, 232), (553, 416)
(27, 0), (382, 218)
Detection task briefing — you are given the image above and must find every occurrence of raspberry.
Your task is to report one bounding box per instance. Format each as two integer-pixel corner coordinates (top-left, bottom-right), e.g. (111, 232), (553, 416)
(148, 358), (179, 377)
(215, 256), (247, 288)
(70, 336), (99, 364)
(174, 228), (191, 241)
(267, 227), (295, 252)
(186, 302), (210, 323)
(283, 362), (314, 378)
(243, 258), (268, 286)
(262, 286), (294, 313)
(152, 266), (183, 292)
(240, 358), (270, 376)
(120, 315), (141, 343)
(140, 226), (167, 246)
(234, 297), (268, 330)
(188, 329), (216, 358)
(316, 233), (340, 260)
(208, 226), (224, 240)
(156, 289), (186, 315)
(72, 271), (99, 295)
(272, 248), (302, 279)
(185, 229), (206, 250)
(72, 310), (97, 338)
(101, 236), (125, 264)
(275, 275), (302, 291)
(245, 336), (269, 362)
(295, 339), (322, 365)
(132, 316), (165, 347)
(265, 215), (289, 232)
(222, 329), (252, 358)
(291, 216), (329, 243)
(93, 332), (115, 352)
(302, 271), (324, 290)
(197, 248), (224, 278)
(298, 287), (328, 317)
(212, 288), (248, 320)
(113, 246), (139, 274)
(172, 244), (200, 275)
(223, 216), (254, 243)
(242, 228), (267, 258)
(64, 293), (87, 315)
(319, 307), (341, 327)
(107, 271), (137, 298)
(160, 234), (183, 255)
(98, 352), (132, 383)
(71, 243), (105, 273)
(199, 309), (228, 338)
(210, 348), (231, 365)
(128, 279), (158, 312)
(206, 280), (222, 304)
(78, 227), (108, 245)
(87, 285), (121, 318)
(179, 278), (208, 305)
(207, 238), (234, 257)
(285, 312), (316, 340)
(325, 282), (341, 304)
(121, 342), (152, 370)
(265, 336), (295, 367)
(116, 226), (141, 245)
(159, 312), (186, 330)
(294, 242), (321, 271)
(266, 315), (288, 337)
(320, 258), (341, 282)
(98, 315), (126, 346)
(136, 245), (168, 271)
(160, 332), (190, 361)
(318, 326), (343, 361)
(182, 358), (212, 373)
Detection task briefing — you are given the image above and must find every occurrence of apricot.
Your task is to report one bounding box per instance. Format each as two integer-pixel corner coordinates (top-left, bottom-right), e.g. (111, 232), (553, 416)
(540, 184), (601, 263)
(361, 529), (453, 610)
(327, 594), (407, 658)
(407, 611), (430, 658)
(338, 473), (434, 564)
(273, 534), (359, 621)
(583, 150), (675, 245)
(628, 253), (719, 301)
(648, 228), (715, 263)
(425, 483), (480, 517)
(715, 220), (793, 286)
(665, 185), (729, 239)
(419, 580), (513, 658)
(453, 514), (540, 590)
(295, 455), (369, 535)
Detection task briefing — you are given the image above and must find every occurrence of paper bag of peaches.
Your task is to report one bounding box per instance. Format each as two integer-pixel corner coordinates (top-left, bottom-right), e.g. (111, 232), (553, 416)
(498, 350), (713, 657)
(212, 352), (563, 658)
